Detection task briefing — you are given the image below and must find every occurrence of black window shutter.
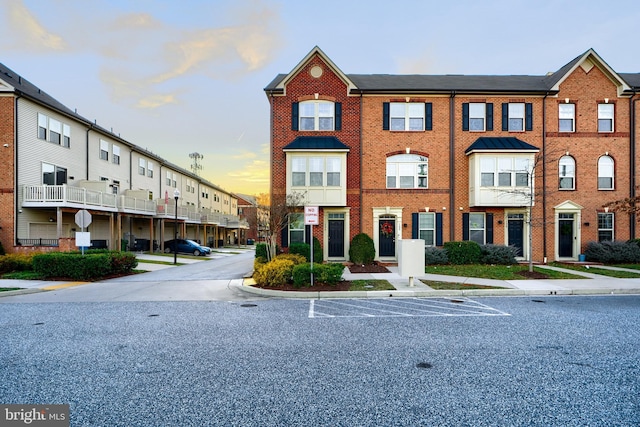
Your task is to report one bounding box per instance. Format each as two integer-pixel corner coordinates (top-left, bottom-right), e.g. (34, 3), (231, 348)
(462, 213), (469, 240)
(425, 103), (433, 130)
(305, 225), (311, 244)
(525, 103), (533, 131)
(436, 213), (443, 246)
(462, 103), (469, 131)
(412, 213), (419, 239)
(335, 102), (342, 131)
(486, 213), (494, 244)
(291, 102), (299, 131)
(383, 102), (390, 130)
(281, 224), (289, 248)
(486, 103), (494, 131)
(502, 103), (508, 131)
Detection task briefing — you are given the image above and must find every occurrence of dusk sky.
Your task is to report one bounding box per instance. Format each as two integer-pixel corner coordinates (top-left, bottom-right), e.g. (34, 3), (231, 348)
(1, 0), (637, 196)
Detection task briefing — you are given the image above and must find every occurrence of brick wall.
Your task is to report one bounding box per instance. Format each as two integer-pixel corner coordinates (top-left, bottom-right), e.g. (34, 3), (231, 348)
(0, 97), (15, 253)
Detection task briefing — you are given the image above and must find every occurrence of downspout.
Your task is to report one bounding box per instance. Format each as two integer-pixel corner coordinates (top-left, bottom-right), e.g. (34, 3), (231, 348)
(449, 91), (456, 241)
(129, 150), (133, 190)
(359, 91), (363, 234)
(542, 92), (549, 261)
(13, 94), (21, 246)
(85, 127), (91, 180)
(631, 92), (638, 238)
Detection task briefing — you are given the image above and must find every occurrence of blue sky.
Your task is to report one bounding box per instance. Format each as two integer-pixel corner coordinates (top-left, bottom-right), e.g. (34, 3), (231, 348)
(0, 0), (637, 195)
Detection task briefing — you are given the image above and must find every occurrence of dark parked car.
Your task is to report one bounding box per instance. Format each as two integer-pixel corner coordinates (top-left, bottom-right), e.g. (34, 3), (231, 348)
(164, 239), (211, 256)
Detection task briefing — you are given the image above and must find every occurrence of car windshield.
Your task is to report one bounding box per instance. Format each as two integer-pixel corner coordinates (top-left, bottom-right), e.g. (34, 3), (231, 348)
(186, 240), (198, 246)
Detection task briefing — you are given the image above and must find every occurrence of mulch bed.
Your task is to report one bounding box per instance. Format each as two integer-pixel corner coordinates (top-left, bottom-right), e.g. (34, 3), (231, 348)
(516, 270), (549, 279)
(347, 262), (391, 273)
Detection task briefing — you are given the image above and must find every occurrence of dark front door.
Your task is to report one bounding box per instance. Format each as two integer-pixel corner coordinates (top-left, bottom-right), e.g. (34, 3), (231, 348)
(328, 220), (344, 258)
(379, 218), (396, 257)
(559, 215), (574, 257)
(508, 215), (524, 257)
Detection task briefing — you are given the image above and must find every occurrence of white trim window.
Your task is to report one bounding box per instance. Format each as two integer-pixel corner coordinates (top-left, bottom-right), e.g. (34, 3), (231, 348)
(390, 103), (424, 131)
(99, 140), (109, 161)
(138, 158), (146, 176)
(559, 155), (575, 190)
(469, 103), (486, 131)
(49, 118), (61, 145)
(480, 157), (529, 188)
(559, 104), (575, 132)
(42, 163), (67, 185)
(147, 162), (154, 178)
(597, 212), (614, 242)
(290, 156), (341, 187)
(299, 101), (334, 131)
(62, 124), (71, 147)
(172, 173), (177, 188)
(166, 171), (171, 186)
(38, 113), (47, 140)
(598, 104), (614, 132)
(112, 145), (121, 165)
(469, 213), (485, 245)
(289, 213), (304, 244)
(386, 154), (428, 189)
(598, 155), (614, 190)
(418, 212), (436, 246)
(292, 158), (306, 186)
(508, 103), (525, 132)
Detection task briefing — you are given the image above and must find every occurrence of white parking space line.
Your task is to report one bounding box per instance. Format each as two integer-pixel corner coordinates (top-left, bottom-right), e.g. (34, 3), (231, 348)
(309, 298), (510, 318)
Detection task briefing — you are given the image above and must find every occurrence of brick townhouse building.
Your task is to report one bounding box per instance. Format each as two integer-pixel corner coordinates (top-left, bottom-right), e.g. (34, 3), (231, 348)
(265, 47), (640, 263)
(0, 62), (248, 254)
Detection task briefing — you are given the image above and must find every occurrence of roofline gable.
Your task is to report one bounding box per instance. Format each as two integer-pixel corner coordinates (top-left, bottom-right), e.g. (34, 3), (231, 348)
(548, 48), (631, 96)
(273, 46), (357, 95)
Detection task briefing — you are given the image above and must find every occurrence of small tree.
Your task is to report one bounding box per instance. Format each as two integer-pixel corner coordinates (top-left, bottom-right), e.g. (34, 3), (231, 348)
(261, 191), (306, 261)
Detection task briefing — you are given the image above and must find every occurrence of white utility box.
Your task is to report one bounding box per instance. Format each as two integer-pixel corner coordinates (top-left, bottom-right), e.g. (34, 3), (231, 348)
(398, 239), (425, 286)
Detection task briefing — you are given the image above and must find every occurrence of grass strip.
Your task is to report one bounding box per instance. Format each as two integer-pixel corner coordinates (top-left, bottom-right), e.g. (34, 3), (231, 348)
(425, 264), (582, 280)
(349, 280), (395, 291)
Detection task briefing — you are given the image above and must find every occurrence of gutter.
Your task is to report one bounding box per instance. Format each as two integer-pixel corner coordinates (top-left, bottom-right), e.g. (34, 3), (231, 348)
(631, 91), (638, 238)
(359, 91), (363, 234)
(13, 94), (21, 246)
(542, 92), (549, 261)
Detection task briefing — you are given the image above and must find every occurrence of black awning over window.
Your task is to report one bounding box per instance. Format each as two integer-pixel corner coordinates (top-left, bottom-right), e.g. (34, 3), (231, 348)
(283, 136), (350, 151)
(465, 137), (539, 154)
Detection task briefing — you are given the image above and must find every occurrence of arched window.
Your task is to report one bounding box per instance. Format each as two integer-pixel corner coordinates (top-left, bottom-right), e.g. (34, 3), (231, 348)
(386, 154), (428, 189)
(598, 155), (614, 190)
(558, 155), (575, 190)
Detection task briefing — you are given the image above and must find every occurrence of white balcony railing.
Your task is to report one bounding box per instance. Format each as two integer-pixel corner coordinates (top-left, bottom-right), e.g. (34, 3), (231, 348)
(22, 184), (118, 211)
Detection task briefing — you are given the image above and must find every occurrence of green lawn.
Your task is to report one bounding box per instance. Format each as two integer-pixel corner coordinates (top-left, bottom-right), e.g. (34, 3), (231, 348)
(0, 287), (22, 292)
(349, 280), (396, 291)
(420, 281), (505, 290)
(425, 264), (582, 280)
(549, 262), (640, 278)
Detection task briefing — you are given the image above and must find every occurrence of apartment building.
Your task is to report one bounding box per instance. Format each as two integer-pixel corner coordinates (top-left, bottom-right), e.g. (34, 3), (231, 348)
(265, 47), (640, 263)
(0, 62), (248, 254)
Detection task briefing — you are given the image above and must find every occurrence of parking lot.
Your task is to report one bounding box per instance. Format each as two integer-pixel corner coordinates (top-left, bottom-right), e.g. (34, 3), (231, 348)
(309, 297), (511, 318)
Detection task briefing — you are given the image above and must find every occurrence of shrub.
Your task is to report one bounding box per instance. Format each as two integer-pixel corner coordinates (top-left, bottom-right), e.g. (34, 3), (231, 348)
(275, 253), (306, 265)
(480, 244), (518, 265)
(252, 258), (294, 287)
(424, 247), (448, 265)
(349, 233), (375, 265)
(0, 240), (5, 256)
(31, 250), (137, 280)
(255, 243), (269, 260)
(292, 263), (344, 287)
(443, 241), (481, 265)
(0, 253), (34, 274)
(584, 240), (640, 264)
(289, 242), (310, 261)
(313, 237), (323, 263)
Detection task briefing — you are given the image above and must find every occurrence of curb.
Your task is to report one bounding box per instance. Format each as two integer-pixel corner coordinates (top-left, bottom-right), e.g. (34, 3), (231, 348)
(239, 283), (640, 299)
(0, 288), (46, 298)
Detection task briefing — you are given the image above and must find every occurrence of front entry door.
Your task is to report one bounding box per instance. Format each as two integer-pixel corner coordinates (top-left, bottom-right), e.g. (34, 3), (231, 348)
(558, 214), (574, 258)
(328, 219), (344, 258)
(379, 218), (396, 257)
(507, 214), (524, 257)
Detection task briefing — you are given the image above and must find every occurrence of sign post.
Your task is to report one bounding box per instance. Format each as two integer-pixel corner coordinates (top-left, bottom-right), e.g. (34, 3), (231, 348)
(304, 206), (319, 287)
(74, 209), (93, 255)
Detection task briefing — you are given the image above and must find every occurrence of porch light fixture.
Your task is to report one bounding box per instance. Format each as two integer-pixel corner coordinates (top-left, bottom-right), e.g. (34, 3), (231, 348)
(173, 189), (180, 265)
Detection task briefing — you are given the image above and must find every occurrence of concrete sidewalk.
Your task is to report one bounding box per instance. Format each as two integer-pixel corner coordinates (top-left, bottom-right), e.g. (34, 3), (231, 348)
(240, 264), (640, 299)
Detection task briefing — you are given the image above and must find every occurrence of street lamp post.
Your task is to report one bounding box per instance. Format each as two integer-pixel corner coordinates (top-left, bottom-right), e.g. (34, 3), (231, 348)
(173, 189), (180, 265)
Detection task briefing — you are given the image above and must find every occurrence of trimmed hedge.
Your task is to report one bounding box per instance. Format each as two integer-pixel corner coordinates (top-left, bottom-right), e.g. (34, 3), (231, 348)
(292, 263), (344, 288)
(0, 253), (34, 274)
(443, 241), (482, 265)
(349, 233), (375, 265)
(480, 244), (518, 265)
(584, 240), (640, 264)
(32, 251), (138, 280)
(425, 247), (448, 265)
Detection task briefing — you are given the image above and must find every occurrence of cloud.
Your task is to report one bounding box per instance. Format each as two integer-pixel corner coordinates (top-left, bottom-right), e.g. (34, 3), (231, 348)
(1, 0), (66, 51)
(232, 150), (257, 160)
(136, 94), (178, 109)
(227, 159), (270, 183)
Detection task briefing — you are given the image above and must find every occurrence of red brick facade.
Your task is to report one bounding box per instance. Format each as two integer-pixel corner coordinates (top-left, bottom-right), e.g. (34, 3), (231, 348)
(268, 48), (640, 263)
(0, 97), (15, 253)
